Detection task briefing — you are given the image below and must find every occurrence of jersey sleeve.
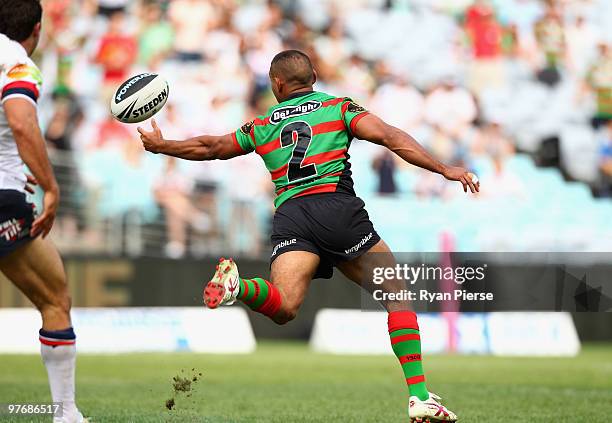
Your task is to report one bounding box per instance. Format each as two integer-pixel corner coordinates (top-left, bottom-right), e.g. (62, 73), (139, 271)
(341, 98), (369, 135)
(232, 120), (256, 153)
(1, 61), (43, 106)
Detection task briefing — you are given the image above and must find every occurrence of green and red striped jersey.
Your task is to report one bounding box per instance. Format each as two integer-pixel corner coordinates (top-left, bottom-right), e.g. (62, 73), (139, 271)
(232, 91), (369, 207)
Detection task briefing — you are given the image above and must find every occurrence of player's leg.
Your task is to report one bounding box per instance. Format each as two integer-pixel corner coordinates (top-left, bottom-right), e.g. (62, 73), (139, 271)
(337, 239), (410, 312)
(205, 196), (321, 323)
(337, 240), (430, 399)
(204, 251), (319, 325)
(0, 237), (84, 422)
(240, 251), (318, 324)
(337, 240), (457, 422)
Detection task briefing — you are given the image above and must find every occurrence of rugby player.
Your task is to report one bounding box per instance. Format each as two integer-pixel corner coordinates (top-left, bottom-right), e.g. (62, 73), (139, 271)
(0, 1), (86, 421)
(139, 50), (479, 422)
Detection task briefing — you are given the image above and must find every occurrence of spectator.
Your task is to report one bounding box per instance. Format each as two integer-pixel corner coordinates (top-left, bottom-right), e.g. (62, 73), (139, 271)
(424, 78), (477, 139)
(471, 121), (515, 161)
(372, 150), (398, 195)
(225, 155), (273, 257)
(565, 15), (598, 78)
(472, 122), (523, 199)
(168, 0), (217, 62)
(480, 154), (526, 200)
(97, 0), (129, 17)
(93, 115), (132, 150)
(45, 96), (83, 153)
(202, 7), (242, 69)
(338, 54), (375, 101)
(154, 157), (210, 258)
(586, 42), (612, 129)
(429, 124), (466, 165)
(44, 96), (84, 241)
(101, 138), (161, 221)
(464, 0), (506, 94)
(156, 102), (189, 140)
(245, 25), (283, 99)
(137, 1), (174, 68)
(44, 0), (73, 34)
(598, 120), (612, 197)
(534, 3), (566, 84)
(314, 19), (354, 69)
(94, 10), (138, 102)
(370, 74), (424, 133)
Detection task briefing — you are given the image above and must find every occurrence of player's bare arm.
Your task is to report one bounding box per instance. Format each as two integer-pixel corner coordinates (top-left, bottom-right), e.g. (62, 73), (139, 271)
(354, 113), (480, 194)
(4, 98), (59, 237)
(138, 119), (243, 160)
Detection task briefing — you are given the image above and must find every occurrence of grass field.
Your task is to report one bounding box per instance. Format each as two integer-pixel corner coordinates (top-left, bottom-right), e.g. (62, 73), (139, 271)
(1, 342), (611, 422)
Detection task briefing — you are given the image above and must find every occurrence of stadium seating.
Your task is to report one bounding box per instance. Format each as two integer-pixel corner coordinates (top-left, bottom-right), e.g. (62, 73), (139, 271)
(354, 153), (612, 252)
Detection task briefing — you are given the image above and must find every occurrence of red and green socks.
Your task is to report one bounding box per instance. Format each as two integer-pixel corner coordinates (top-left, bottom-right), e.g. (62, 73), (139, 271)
(388, 311), (429, 401)
(237, 278), (282, 318)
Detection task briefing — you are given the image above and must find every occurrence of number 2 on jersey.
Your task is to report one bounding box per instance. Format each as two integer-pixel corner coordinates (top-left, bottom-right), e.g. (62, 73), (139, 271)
(280, 121), (318, 183)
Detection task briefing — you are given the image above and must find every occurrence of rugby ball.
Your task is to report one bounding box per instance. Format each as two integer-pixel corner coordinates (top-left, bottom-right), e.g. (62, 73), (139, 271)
(110, 73), (169, 123)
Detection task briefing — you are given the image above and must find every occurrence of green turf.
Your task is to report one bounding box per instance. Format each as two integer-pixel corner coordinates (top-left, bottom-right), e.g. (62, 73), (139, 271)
(1, 342), (611, 422)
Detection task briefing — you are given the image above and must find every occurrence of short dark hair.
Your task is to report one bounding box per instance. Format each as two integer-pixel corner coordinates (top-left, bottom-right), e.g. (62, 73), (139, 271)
(270, 50), (315, 86)
(0, 0), (42, 43)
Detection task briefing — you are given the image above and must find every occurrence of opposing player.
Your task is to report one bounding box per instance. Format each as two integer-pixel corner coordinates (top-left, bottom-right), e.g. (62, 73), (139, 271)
(0, 1), (86, 422)
(139, 50), (479, 422)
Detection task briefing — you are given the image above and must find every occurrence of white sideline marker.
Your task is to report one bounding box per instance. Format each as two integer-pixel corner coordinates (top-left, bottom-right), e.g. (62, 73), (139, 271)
(309, 309), (580, 357)
(0, 307), (256, 354)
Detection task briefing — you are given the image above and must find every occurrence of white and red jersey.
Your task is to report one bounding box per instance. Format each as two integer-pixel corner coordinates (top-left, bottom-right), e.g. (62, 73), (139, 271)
(0, 33), (43, 192)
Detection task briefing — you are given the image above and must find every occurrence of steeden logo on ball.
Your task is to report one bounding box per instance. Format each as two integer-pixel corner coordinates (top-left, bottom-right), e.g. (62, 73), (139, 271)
(111, 73), (169, 124)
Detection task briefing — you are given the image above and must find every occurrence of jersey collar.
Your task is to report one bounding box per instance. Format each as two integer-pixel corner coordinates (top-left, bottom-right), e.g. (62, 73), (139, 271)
(0, 33), (28, 57)
(282, 90), (315, 102)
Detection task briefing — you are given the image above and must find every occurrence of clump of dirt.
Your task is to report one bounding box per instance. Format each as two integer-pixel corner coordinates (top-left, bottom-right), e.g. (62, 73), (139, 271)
(165, 368), (202, 411)
(172, 375), (192, 393)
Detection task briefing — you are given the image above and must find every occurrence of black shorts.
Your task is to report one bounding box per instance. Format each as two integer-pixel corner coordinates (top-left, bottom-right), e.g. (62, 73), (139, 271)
(0, 190), (36, 258)
(270, 193), (381, 279)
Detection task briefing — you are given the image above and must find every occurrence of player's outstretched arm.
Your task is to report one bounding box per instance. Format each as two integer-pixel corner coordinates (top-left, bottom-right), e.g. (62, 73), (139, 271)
(353, 113), (479, 193)
(137, 120), (244, 161)
(4, 98), (59, 237)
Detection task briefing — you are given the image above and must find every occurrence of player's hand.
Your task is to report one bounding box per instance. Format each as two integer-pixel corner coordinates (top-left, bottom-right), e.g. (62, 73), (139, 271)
(24, 174), (38, 194)
(137, 119), (164, 154)
(442, 166), (480, 193)
(31, 187), (59, 238)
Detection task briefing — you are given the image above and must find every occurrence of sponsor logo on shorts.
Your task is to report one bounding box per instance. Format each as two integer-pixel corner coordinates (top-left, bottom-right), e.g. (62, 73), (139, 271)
(271, 238), (297, 256)
(345, 232), (372, 255)
(0, 218), (26, 242)
(269, 101), (321, 124)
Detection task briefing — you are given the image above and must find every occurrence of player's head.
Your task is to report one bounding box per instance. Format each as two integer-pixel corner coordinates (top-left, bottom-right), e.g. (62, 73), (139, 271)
(0, 0), (43, 56)
(269, 50), (317, 102)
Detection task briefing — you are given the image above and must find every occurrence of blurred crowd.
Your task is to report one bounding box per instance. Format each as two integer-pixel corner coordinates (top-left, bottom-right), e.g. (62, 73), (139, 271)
(33, 0), (612, 257)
